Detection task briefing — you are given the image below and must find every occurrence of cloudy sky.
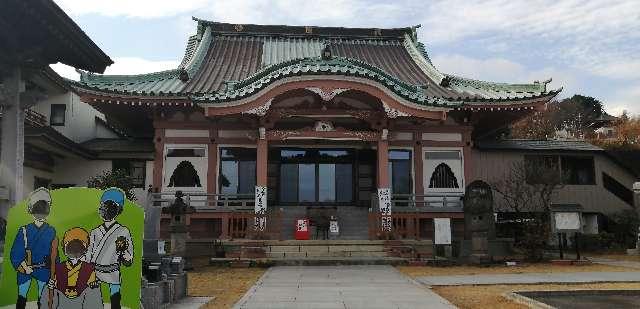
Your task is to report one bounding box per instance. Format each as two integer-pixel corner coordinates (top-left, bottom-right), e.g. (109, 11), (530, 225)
(51, 0), (640, 115)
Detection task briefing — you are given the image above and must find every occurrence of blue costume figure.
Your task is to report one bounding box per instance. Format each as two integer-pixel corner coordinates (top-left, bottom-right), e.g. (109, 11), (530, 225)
(86, 188), (133, 309)
(10, 187), (58, 309)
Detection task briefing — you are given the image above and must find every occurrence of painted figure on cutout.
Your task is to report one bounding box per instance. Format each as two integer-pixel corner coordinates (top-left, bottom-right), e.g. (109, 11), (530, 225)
(10, 187), (58, 309)
(85, 188), (133, 309)
(41, 227), (103, 308)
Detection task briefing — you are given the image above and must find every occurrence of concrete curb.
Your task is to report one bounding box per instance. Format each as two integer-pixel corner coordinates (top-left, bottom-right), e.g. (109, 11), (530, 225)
(390, 266), (458, 308)
(503, 291), (555, 309)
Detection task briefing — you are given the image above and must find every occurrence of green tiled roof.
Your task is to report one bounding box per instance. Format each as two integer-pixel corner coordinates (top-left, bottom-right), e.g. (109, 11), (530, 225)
(193, 56), (456, 106)
(447, 75), (552, 100)
(72, 18), (559, 107)
(476, 139), (603, 152)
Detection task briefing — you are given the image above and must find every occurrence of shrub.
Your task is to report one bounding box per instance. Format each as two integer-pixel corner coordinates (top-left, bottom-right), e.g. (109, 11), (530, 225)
(87, 169), (137, 201)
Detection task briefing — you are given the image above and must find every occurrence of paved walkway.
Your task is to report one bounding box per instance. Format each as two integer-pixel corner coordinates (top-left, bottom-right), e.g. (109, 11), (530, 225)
(417, 271), (640, 286)
(168, 296), (214, 309)
(588, 257), (640, 270)
(233, 265), (456, 309)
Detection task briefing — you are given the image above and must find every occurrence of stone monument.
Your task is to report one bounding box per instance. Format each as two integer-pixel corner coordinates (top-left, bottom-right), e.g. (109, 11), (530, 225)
(463, 180), (496, 262)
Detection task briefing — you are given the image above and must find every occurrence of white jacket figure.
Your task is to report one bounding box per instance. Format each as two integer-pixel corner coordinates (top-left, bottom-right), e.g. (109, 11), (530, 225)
(85, 188), (133, 309)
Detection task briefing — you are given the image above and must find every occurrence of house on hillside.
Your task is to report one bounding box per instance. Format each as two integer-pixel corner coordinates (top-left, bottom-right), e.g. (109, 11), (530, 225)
(474, 139), (639, 235)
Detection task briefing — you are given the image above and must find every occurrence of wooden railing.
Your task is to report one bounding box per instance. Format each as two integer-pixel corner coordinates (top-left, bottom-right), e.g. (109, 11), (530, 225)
(151, 191), (283, 240)
(391, 193), (464, 208)
(25, 109), (47, 127)
(149, 192), (255, 210)
(227, 210), (283, 240)
(368, 212), (420, 240)
(371, 192), (464, 209)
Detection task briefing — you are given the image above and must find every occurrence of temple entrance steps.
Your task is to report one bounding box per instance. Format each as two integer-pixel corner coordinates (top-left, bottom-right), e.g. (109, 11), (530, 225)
(277, 206), (370, 240)
(214, 240), (435, 265)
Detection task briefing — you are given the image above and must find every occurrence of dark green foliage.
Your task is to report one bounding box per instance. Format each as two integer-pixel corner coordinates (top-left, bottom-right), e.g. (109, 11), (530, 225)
(550, 95), (604, 138)
(608, 209), (640, 249)
(511, 94), (605, 139)
(87, 169), (137, 201)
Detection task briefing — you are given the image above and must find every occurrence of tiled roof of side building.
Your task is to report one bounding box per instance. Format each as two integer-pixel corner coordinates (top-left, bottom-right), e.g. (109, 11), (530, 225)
(71, 18), (560, 106)
(81, 138), (154, 153)
(476, 139), (604, 152)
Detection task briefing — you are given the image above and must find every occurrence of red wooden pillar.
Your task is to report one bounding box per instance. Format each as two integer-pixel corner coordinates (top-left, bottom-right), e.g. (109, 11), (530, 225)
(152, 128), (165, 192)
(463, 130), (472, 186)
(376, 133), (392, 233)
(256, 138), (268, 188)
(377, 138), (389, 189)
(413, 132), (424, 205)
(255, 129), (269, 232)
(207, 128), (218, 195)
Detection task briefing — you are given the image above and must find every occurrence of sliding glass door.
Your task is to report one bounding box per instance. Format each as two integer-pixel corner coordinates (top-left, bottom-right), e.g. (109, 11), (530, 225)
(277, 148), (354, 205)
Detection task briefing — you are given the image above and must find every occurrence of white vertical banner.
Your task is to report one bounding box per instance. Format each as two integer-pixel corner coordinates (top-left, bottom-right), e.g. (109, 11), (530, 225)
(254, 185), (267, 231)
(378, 187), (392, 231)
(434, 218), (452, 245)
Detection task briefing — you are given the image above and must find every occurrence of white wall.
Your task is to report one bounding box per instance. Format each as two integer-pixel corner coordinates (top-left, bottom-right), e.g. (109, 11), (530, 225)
(31, 92), (117, 143)
(52, 157), (112, 187)
(22, 167), (55, 200)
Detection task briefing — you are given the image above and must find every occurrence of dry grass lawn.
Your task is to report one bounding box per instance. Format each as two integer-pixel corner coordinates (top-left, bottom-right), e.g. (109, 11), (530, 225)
(432, 282), (640, 309)
(397, 263), (632, 278)
(187, 259), (266, 309)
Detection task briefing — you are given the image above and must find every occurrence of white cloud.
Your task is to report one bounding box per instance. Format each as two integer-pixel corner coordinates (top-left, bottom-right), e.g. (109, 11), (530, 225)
(50, 63), (82, 81)
(603, 84), (640, 116)
(54, 0), (210, 18)
(432, 54), (581, 99)
(416, 0), (640, 80)
(432, 54), (527, 83)
(51, 57), (180, 80)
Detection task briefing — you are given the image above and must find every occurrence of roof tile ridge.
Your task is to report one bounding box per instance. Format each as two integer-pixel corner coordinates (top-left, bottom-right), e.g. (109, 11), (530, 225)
(78, 68), (182, 83)
(402, 33), (445, 85)
(197, 56), (457, 107)
(446, 74), (550, 93)
(183, 26), (214, 77)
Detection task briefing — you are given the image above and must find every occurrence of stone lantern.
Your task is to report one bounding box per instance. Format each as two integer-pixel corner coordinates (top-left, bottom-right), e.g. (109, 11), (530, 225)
(162, 191), (195, 257)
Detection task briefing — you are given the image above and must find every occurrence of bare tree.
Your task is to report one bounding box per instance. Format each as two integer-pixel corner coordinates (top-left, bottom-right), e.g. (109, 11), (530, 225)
(491, 161), (564, 260)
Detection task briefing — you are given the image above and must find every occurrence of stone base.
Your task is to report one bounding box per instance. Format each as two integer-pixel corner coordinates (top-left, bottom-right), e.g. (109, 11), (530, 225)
(468, 253), (491, 264)
(169, 272), (188, 301)
(627, 248), (639, 255)
(141, 283), (164, 309)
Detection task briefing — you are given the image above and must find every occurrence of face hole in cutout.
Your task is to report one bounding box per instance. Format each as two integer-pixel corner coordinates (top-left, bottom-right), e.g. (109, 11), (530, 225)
(99, 200), (121, 221)
(30, 200), (50, 216)
(65, 239), (86, 259)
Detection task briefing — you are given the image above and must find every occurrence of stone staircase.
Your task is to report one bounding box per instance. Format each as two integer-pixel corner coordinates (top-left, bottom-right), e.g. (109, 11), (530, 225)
(266, 240), (387, 259)
(213, 239), (436, 266)
(277, 206), (370, 240)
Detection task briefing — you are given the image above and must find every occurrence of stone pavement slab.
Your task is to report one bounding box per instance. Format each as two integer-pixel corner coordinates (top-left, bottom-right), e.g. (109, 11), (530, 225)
(417, 271), (640, 286)
(234, 265), (456, 309)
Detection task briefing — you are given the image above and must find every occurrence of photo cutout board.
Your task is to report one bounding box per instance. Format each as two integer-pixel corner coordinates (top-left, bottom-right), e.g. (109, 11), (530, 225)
(0, 187), (143, 309)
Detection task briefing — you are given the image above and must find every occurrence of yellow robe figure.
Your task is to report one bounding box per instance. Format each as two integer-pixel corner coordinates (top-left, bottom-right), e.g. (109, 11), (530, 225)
(41, 227), (103, 309)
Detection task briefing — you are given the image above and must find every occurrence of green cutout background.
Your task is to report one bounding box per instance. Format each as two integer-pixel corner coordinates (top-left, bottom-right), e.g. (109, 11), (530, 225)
(0, 187), (143, 308)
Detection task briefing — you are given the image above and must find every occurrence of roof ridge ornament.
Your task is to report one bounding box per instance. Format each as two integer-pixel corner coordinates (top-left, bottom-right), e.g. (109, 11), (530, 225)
(306, 87), (348, 101)
(178, 69), (189, 82)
